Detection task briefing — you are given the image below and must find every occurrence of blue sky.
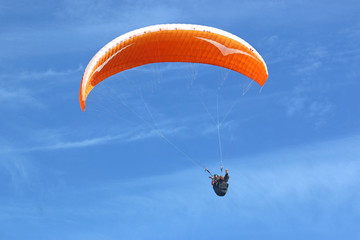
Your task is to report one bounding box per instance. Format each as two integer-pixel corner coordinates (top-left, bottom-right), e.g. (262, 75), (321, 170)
(1, 0), (360, 239)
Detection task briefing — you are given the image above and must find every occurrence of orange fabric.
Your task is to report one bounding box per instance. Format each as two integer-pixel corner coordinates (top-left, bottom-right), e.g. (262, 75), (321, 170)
(80, 29), (268, 111)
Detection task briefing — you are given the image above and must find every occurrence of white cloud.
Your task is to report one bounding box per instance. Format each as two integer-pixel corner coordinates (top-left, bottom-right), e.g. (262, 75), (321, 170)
(285, 95), (307, 116)
(0, 151), (40, 191)
(284, 94), (333, 127)
(0, 66), (83, 81)
(295, 60), (322, 74)
(0, 120), (191, 153)
(0, 88), (45, 109)
(0, 133), (128, 153)
(0, 66), (83, 109)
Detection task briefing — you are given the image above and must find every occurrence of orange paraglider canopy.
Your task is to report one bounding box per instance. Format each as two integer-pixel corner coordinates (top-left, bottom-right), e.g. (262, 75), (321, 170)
(79, 24), (268, 111)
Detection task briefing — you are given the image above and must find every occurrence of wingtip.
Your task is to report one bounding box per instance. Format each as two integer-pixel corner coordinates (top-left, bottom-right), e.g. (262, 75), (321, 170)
(80, 100), (85, 112)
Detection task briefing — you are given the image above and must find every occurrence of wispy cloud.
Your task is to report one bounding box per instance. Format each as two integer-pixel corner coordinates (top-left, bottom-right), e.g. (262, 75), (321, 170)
(1, 1), (188, 61)
(0, 66), (83, 81)
(0, 132), (129, 153)
(261, 35), (300, 67)
(57, 0), (185, 24)
(0, 151), (40, 191)
(263, 31), (360, 75)
(283, 93), (333, 127)
(0, 88), (45, 109)
(0, 121), (191, 153)
(0, 66), (83, 109)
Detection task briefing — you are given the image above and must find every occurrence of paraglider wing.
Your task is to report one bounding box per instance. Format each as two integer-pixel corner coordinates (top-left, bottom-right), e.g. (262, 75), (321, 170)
(79, 24), (268, 111)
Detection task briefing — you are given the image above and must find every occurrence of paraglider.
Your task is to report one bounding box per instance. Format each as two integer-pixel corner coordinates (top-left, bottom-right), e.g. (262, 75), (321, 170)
(79, 24), (268, 197)
(206, 168), (230, 197)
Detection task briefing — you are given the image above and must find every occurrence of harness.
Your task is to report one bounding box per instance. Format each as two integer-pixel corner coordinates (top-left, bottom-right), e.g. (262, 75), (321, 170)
(213, 179), (229, 196)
